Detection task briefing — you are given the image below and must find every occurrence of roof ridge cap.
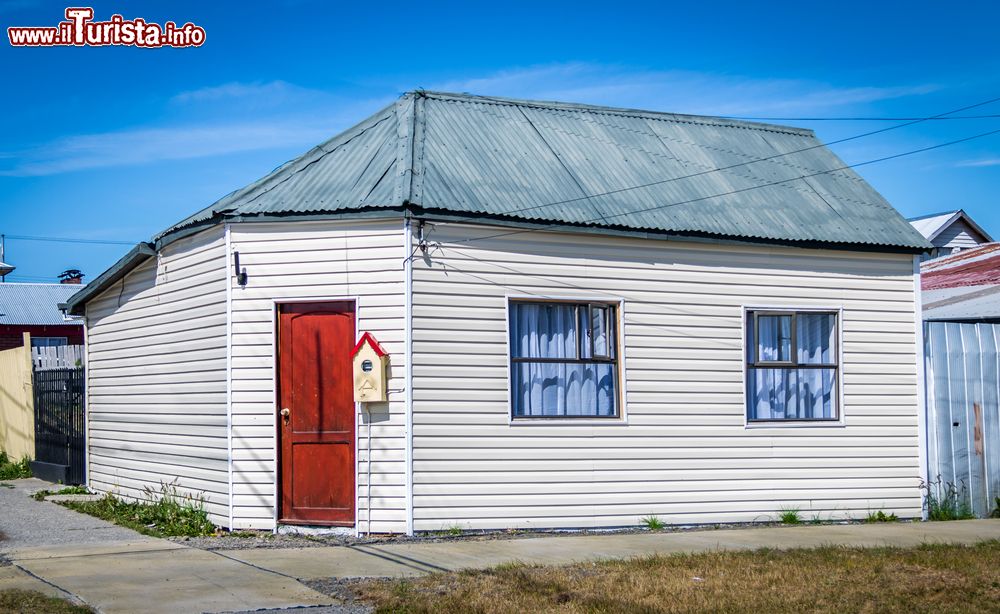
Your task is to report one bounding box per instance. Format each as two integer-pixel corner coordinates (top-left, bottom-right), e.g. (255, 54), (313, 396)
(393, 92), (417, 205)
(415, 90), (815, 137)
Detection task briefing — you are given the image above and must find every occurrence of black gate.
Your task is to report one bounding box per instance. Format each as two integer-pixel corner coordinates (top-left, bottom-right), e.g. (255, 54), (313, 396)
(31, 367), (86, 485)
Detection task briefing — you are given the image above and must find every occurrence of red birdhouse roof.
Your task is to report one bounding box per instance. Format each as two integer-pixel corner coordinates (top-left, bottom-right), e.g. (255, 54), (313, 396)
(351, 331), (388, 357)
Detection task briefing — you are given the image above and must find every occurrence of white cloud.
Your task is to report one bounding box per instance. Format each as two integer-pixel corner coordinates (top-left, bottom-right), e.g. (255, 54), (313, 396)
(2, 64), (940, 177)
(430, 63), (939, 117)
(170, 80), (320, 106)
(956, 158), (1000, 168)
(0, 118), (346, 177)
(0, 87), (396, 176)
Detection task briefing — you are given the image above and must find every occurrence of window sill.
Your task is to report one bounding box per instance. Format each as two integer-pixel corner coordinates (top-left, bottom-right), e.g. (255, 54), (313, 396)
(509, 417), (628, 427)
(745, 419), (845, 429)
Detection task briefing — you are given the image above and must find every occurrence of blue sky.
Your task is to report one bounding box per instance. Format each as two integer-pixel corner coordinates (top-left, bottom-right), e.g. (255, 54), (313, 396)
(1, 0), (998, 283)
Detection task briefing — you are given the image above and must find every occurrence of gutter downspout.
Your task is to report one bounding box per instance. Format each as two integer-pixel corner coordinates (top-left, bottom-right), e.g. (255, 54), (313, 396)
(225, 223), (235, 530)
(82, 324), (90, 491)
(914, 254), (929, 520)
(403, 214), (415, 536)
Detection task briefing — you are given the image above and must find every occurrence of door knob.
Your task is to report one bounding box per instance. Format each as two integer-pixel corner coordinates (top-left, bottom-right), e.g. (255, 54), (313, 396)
(280, 407), (290, 423)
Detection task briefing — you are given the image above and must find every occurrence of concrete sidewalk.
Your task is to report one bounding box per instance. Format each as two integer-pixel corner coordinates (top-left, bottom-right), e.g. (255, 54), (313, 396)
(9, 540), (336, 613)
(219, 518), (1000, 580)
(0, 479), (336, 613)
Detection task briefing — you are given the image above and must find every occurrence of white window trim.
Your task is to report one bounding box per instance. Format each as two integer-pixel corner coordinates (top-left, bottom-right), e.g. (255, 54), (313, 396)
(505, 293), (629, 426)
(742, 304), (846, 429)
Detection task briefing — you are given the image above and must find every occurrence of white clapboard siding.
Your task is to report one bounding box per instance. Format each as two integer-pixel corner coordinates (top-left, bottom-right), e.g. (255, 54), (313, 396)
(229, 219), (407, 532)
(933, 218), (987, 251)
(85, 227), (229, 525)
(410, 223), (921, 531)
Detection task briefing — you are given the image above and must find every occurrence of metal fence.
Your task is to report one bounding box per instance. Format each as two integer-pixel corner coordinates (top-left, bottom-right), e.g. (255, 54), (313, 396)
(925, 321), (1000, 517)
(32, 367), (86, 485)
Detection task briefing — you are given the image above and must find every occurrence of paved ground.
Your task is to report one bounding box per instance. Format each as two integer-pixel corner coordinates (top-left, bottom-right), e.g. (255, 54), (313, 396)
(0, 479), (337, 613)
(219, 518), (1000, 580)
(3, 478), (1000, 613)
(0, 479), (151, 549)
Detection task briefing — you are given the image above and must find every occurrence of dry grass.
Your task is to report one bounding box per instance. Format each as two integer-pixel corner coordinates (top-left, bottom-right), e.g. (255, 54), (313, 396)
(352, 541), (1000, 613)
(0, 589), (92, 613)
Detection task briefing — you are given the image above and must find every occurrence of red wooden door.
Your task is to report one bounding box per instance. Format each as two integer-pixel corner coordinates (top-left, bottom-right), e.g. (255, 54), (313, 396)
(278, 302), (355, 525)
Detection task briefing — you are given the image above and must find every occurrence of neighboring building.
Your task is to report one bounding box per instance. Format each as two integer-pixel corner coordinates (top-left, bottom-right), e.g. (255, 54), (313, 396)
(0, 283), (85, 351)
(66, 91), (931, 533)
(921, 244), (1000, 517)
(909, 210), (992, 261)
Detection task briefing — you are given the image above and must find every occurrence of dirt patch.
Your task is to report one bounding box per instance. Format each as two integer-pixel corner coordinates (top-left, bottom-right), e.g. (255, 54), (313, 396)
(301, 578), (374, 614)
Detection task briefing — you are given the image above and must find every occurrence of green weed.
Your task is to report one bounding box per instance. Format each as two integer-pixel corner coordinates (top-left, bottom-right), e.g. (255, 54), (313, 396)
(33, 485), (89, 501)
(920, 477), (975, 521)
(864, 509), (899, 523)
(58, 482), (216, 537)
(0, 452), (31, 480)
(640, 515), (666, 530)
(777, 507), (802, 525)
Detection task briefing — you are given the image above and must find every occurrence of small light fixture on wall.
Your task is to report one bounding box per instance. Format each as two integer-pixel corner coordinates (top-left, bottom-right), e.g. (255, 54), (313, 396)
(233, 251), (248, 286)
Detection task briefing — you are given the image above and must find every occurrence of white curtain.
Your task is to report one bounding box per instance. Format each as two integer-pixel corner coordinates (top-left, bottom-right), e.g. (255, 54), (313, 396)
(511, 304), (615, 417)
(757, 315), (791, 361)
(797, 313), (835, 364)
(750, 313), (835, 420)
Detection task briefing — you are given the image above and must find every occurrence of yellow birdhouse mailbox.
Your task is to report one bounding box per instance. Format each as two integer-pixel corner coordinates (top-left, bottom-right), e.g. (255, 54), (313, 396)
(352, 332), (389, 403)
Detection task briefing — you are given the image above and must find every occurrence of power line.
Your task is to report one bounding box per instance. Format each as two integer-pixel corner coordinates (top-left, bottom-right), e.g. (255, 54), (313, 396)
(441, 125), (1000, 248)
(476, 94), (1000, 221)
(2, 234), (135, 246)
(719, 113), (1000, 121)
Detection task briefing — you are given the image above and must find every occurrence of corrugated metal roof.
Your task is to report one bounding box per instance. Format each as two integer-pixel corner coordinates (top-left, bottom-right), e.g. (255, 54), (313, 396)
(909, 211), (960, 239)
(921, 243), (1000, 320)
(922, 243), (1000, 290)
(923, 285), (1000, 321)
(156, 91), (929, 251)
(0, 283), (85, 325)
(909, 209), (993, 244)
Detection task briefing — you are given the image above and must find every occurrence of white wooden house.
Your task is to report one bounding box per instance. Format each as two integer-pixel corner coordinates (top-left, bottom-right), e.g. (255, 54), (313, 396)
(909, 209), (992, 261)
(67, 91), (931, 533)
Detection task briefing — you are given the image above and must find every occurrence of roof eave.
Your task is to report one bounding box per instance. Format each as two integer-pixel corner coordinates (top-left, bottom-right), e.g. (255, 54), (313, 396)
(66, 242), (156, 315)
(408, 206), (931, 255)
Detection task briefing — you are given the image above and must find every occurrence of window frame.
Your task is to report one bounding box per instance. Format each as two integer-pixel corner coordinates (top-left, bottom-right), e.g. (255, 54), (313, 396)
(744, 306), (844, 427)
(507, 296), (626, 424)
(30, 337), (69, 348)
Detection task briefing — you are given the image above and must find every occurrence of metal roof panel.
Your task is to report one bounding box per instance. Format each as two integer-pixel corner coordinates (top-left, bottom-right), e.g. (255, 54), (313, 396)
(0, 283), (86, 325)
(148, 90), (932, 249)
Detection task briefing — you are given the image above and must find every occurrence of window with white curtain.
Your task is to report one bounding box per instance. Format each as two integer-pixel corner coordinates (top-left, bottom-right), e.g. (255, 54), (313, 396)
(746, 310), (839, 421)
(509, 301), (619, 418)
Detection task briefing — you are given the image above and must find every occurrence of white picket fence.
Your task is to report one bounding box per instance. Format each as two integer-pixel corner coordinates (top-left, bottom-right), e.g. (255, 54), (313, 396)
(31, 345), (85, 371)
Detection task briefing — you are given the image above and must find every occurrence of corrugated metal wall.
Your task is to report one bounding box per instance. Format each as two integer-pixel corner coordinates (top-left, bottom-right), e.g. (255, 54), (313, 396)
(925, 321), (1000, 517)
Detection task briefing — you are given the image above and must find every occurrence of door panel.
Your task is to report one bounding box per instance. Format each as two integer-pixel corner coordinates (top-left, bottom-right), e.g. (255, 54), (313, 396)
(278, 301), (355, 525)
